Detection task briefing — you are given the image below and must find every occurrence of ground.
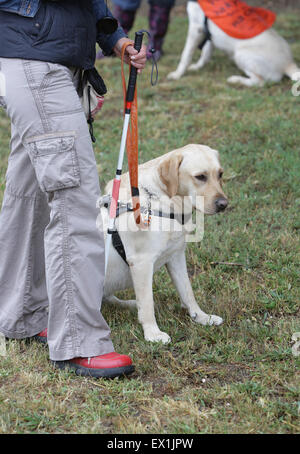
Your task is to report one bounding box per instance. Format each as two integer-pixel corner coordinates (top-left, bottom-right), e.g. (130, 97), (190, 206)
(0, 4), (299, 434)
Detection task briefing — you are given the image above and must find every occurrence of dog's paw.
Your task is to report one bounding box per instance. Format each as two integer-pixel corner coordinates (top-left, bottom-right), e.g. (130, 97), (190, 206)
(167, 71), (182, 81)
(291, 71), (300, 81)
(207, 315), (223, 326)
(192, 313), (223, 326)
(227, 75), (241, 85)
(144, 327), (171, 344)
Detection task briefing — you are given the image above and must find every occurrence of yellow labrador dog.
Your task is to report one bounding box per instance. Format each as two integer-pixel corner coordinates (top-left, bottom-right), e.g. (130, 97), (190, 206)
(168, 0), (300, 87)
(98, 144), (228, 343)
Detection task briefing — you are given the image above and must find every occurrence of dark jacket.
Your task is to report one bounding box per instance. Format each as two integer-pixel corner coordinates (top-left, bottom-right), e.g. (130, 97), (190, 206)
(0, 0), (126, 69)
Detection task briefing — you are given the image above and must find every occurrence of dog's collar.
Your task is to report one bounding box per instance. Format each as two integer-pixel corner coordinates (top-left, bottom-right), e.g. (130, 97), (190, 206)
(140, 184), (193, 226)
(140, 184), (160, 200)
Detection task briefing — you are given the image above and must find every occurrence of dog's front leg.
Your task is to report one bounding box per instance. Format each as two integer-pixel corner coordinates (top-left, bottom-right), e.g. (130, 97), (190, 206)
(166, 250), (223, 326)
(188, 40), (213, 72)
(167, 22), (203, 80)
(129, 260), (171, 344)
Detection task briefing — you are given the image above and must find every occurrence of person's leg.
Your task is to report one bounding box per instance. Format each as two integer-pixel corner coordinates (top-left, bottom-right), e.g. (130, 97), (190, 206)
(112, 0), (142, 34)
(0, 123), (49, 338)
(147, 0), (176, 61)
(0, 58), (114, 361)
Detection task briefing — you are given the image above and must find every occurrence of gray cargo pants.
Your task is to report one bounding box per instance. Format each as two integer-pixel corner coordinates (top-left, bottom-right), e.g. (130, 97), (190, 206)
(0, 58), (114, 361)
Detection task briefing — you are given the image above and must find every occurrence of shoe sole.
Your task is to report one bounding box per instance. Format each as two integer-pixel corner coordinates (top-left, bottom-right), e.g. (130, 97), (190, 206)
(52, 360), (135, 379)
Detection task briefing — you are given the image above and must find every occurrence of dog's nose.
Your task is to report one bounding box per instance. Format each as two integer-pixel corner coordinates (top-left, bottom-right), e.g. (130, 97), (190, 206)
(215, 197), (228, 212)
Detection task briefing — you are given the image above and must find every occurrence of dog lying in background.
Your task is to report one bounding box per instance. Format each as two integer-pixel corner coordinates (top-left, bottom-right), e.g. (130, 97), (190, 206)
(168, 0), (300, 87)
(98, 144), (228, 344)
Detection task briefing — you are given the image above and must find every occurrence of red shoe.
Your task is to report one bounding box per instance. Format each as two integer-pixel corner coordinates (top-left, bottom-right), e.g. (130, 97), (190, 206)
(53, 353), (134, 379)
(32, 328), (48, 345)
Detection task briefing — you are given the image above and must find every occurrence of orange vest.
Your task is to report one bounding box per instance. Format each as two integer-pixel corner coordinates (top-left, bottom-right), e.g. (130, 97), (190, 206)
(198, 0), (276, 39)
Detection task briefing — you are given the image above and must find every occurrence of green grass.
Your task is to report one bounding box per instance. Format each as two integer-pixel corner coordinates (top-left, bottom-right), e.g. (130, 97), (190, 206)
(0, 10), (299, 434)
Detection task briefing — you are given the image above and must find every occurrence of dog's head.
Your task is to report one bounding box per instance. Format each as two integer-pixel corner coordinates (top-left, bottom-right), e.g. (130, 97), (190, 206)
(158, 144), (228, 215)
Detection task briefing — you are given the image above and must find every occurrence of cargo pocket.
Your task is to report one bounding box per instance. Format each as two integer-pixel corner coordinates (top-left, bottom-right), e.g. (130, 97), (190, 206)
(26, 132), (81, 193)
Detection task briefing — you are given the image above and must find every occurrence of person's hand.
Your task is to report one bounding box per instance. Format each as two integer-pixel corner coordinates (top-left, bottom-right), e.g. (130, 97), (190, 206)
(113, 37), (147, 73)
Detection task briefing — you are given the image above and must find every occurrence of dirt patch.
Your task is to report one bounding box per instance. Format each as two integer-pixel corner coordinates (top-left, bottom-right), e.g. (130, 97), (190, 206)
(146, 376), (179, 398)
(145, 363), (256, 398)
(185, 362), (256, 386)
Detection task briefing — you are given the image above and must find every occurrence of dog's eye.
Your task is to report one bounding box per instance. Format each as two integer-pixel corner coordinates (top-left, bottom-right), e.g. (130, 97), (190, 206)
(219, 171), (223, 179)
(195, 174), (207, 182)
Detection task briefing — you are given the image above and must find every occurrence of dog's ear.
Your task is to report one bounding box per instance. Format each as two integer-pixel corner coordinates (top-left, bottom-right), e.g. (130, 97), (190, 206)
(158, 153), (183, 198)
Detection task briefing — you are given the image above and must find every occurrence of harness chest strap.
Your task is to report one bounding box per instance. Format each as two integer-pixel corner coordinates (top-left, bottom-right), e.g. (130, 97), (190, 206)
(101, 195), (192, 265)
(101, 194), (192, 225)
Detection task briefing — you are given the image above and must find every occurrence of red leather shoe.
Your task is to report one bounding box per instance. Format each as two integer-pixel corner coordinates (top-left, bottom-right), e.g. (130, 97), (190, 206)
(32, 328), (48, 345)
(53, 353), (134, 379)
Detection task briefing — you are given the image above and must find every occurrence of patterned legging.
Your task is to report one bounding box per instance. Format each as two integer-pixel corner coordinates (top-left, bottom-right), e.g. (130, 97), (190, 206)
(111, 0), (176, 11)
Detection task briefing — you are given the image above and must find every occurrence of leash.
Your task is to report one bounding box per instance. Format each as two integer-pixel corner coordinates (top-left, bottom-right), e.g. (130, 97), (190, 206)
(105, 31), (144, 273)
(105, 30), (158, 272)
(121, 39), (142, 226)
(121, 30), (158, 228)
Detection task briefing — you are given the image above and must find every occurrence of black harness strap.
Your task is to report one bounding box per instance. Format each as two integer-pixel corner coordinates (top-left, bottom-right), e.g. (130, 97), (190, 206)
(198, 16), (211, 50)
(155, 210), (187, 226)
(112, 230), (128, 264)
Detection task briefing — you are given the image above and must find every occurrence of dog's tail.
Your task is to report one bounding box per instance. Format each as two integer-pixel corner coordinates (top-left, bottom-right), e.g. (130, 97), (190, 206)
(285, 62), (300, 81)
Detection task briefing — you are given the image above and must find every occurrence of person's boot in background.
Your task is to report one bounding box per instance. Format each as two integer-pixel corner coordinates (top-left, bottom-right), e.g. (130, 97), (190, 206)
(147, 1), (173, 61)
